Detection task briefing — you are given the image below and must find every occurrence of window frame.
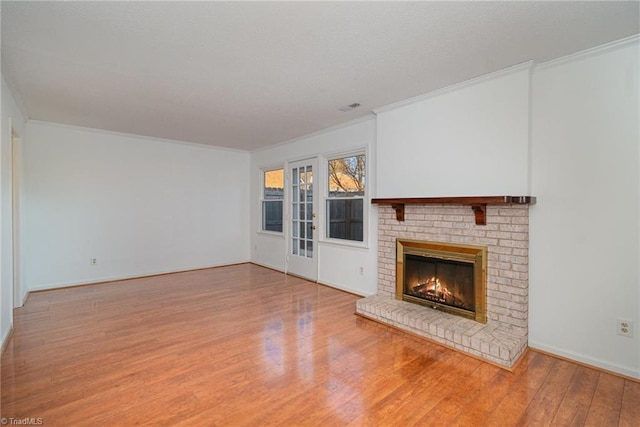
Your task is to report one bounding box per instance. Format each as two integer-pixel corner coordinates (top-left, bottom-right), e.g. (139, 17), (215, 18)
(260, 166), (285, 234)
(323, 150), (368, 247)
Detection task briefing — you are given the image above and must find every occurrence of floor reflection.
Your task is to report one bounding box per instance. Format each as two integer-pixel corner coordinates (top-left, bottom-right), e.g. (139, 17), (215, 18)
(262, 319), (285, 376)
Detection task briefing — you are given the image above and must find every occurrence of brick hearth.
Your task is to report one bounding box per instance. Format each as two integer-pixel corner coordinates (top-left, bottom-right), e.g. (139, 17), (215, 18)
(356, 203), (529, 368)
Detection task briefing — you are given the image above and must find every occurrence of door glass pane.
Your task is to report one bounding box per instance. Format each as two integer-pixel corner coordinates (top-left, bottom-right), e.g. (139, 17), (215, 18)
(291, 162), (314, 260)
(299, 239), (306, 257)
(306, 172), (312, 200)
(293, 168), (299, 203)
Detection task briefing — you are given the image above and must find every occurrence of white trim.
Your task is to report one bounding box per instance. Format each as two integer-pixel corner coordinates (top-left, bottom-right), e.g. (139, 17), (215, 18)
(322, 149), (368, 246)
(26, 261), (248, 292)
(250, 261), (285, 274)
(258, 163), (285, 174)
(320, 238), (369, 250)
(323, 146), (369, 163)
(529, 341), (640, 380)
(284, 153), (323, 166)
(256, 230), (286, 238)
(286, 157), (320, 281)
(535, 34), (640, 71)
(249, 263), (372, 297)
(11, 127), (23, 308)
(21, 291), (30, 307)
(26, 120), (247, 153)
(317, 278), (373, 298)
(251, 114), (376, 153)
(527, 61), (534, 197)
(373, 61), (535, 114)
(1, 325), (13, 355)
(1, 75), (29, 121)
(259, 165), (285, 234)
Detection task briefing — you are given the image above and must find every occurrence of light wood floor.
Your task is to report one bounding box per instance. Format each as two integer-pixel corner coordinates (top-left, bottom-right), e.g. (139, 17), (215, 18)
(1, 264), (638, 426)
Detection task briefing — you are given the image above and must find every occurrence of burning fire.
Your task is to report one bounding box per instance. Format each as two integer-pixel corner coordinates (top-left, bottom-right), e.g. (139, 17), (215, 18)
(411, 276), (451, 303)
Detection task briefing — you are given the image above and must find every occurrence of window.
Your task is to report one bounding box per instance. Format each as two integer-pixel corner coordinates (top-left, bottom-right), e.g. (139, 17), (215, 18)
(262, 168), (284, 232)
(326, 154), (365, 242)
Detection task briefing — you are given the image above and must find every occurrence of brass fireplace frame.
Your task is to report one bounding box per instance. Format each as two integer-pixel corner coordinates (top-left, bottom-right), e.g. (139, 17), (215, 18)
(396, 239), (487, 323)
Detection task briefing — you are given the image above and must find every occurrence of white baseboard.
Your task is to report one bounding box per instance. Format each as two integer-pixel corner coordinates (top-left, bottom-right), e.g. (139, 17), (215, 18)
(1, 324), (14, 355)
(21, 290), (30, 306)
(26, 262), (250, 292)
(529, 341), (640, 380)
(316, 278), (374, 297)
(249, 261), (285, 273)
(249, 262), (374, 297)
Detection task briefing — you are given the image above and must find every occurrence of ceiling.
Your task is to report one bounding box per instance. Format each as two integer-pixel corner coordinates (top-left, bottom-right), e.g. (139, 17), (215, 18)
(2, 1), (639, 151)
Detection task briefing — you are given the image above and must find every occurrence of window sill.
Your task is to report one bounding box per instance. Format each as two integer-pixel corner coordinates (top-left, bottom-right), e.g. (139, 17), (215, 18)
(320, 237), (369, 250)
(256, 230), (285, 238)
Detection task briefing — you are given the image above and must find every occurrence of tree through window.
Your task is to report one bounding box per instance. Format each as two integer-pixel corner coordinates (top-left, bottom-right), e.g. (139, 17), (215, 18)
(326, 154), (365, 242)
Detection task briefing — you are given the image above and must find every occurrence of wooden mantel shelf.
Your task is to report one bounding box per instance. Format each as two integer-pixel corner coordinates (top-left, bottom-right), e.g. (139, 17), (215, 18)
(371, 196), (536, 225)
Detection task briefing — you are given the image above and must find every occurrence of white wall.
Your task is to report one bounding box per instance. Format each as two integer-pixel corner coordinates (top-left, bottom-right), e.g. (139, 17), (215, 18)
(22, 121), (250, 290)
(250, 117), (378, 296)
(4, 33), (638, 381)
(1, 76), (27, 348)
(371, 43), (640, 378)
(376, 64), (531, 198)
(530, 38), (640, 378)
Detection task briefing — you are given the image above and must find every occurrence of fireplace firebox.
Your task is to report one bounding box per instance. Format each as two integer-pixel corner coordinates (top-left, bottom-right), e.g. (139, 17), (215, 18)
(396, 239), (487, 323)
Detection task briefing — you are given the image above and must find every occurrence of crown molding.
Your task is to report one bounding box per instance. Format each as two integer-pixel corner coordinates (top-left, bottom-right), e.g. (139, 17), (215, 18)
(26, 120), (249, 153)
(1, 74), (29, 122)
(251, 113), (376, 153)
(535, 34), (640, 71)
(373, 61), (535, 115)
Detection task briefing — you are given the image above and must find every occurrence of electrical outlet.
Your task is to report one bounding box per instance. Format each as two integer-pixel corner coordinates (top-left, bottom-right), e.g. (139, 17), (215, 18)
(359, 266), (364, 276)
(90, 257), (97, 265)
(617, 318), (633, 337)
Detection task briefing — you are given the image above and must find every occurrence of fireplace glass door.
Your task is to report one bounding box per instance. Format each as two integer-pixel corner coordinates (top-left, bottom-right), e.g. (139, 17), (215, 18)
(404, 254), (475, 311)
(396, 239), (487, 323)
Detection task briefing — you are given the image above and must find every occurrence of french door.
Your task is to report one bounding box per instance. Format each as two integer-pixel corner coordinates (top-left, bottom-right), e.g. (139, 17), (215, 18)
(287, 158), (318, 281)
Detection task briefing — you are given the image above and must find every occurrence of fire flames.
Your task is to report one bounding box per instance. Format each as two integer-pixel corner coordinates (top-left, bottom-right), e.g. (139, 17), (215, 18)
(410, 276), (452, 303)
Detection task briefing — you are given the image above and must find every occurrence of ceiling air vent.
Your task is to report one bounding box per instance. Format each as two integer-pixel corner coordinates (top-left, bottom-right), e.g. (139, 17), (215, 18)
(339, 103), (361, 112)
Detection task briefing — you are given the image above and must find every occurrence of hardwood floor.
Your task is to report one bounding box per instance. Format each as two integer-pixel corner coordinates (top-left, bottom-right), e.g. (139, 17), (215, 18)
(1, 264), (638, 426)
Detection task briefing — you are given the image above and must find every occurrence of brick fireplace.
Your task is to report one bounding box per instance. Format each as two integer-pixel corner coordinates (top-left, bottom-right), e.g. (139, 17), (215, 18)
(356, 199), (532, 369)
